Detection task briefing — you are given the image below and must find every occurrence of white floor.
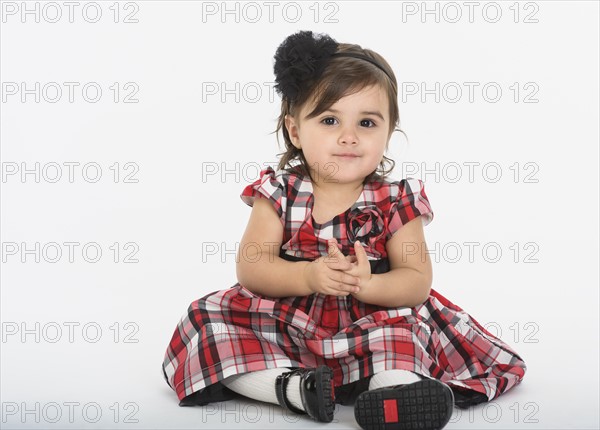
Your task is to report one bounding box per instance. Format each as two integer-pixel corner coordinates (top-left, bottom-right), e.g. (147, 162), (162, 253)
(147, 364), (595, 429)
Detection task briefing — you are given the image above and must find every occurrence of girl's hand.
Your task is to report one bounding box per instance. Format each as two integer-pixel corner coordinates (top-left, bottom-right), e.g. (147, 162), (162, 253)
(324, 239), (356, 270)
(303, 241), (361, 296)
(326, 239), (372, 296)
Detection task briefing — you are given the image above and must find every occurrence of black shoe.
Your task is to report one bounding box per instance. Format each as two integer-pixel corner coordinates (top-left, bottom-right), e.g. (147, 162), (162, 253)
(354, 378), (454, 430)
(275, 365), (335, 422)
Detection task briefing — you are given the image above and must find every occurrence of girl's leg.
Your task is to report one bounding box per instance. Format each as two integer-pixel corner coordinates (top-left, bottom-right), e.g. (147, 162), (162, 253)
(368, 369), (422, 390)
(221, 366), (335, 423)
(221, 368), (304, 411)
(355, 369), (454, 430)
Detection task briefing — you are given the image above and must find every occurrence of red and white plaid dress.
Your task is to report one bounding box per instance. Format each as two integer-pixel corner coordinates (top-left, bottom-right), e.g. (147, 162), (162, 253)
(162, 166), (527, 408)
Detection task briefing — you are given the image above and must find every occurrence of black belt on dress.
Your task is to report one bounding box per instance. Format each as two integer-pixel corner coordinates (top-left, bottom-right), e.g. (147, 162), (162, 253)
(279, 249), (391, 274)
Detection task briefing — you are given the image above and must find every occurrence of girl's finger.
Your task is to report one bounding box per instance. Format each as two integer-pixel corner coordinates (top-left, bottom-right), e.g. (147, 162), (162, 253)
(328, 240), (340, 256)
(326, 273), (360, 293)
(324, 258), (353, 271)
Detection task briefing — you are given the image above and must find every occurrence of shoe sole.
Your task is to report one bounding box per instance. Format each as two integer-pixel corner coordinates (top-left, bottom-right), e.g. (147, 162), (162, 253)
(314, 365), (336, 422)
(354, 378), (454, 430)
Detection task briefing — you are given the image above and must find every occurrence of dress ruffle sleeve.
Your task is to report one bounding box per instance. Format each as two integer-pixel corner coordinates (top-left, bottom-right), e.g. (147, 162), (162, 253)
(386, 178), (434, 239)
(240, 166), (287, 225)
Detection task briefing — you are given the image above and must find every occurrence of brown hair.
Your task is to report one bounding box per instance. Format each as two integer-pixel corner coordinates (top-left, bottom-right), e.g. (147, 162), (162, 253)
(272, 42), (406, 185)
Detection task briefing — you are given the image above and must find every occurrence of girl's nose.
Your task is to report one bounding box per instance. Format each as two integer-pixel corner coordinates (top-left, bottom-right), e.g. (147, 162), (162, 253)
(338, 125), (358, 145)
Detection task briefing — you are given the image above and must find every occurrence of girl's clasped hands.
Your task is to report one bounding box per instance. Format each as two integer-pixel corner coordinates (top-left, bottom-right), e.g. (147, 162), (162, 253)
(303, 239), (373, 297)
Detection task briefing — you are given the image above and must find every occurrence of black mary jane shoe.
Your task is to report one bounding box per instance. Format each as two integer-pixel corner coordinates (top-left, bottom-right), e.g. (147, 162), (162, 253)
(275, 365), (335, 423)
(354, 378), (454, 430)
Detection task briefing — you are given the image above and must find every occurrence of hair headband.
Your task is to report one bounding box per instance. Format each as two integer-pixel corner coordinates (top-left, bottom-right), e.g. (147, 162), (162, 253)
(330, 52), (394, 82)
(273, 30), (393, 103)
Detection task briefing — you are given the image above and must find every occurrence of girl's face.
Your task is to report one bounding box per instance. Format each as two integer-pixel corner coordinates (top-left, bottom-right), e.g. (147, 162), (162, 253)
(285, 84), (390, 186)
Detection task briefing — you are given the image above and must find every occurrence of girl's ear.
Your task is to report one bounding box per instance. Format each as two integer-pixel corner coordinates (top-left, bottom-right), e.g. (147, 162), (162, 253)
(285, 114), (301, 149)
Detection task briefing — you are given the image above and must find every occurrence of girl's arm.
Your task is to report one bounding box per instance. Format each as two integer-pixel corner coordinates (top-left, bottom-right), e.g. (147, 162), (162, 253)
(236, 196), (313, 297)
(351, 216), (433, 308)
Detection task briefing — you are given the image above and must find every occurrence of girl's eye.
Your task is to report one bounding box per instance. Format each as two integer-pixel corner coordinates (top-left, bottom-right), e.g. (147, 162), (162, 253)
(321, 117), (377, 127)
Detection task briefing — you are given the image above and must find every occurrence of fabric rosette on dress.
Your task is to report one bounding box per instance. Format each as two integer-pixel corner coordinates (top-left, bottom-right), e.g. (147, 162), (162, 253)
(346, 205), (386, 248)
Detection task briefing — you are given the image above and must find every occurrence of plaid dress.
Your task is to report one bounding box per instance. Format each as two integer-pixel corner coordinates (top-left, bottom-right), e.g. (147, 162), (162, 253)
(162, 166), (527, 409)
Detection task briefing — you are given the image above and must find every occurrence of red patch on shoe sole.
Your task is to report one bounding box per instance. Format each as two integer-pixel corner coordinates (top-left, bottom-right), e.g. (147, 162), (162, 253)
(383, 399), (399, 423)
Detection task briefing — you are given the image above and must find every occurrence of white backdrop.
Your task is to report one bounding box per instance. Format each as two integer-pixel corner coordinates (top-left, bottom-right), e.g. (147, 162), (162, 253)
(1, 1), (598, 429)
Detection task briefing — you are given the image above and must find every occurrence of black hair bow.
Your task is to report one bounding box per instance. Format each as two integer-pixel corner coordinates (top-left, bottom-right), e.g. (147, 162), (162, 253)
(273, 30), (339, 103)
